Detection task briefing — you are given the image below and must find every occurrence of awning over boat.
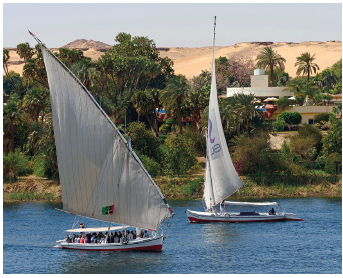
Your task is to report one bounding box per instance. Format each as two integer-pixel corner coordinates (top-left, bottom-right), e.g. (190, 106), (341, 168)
(66, 226), (127, 233)
(224, 201), (279, 206)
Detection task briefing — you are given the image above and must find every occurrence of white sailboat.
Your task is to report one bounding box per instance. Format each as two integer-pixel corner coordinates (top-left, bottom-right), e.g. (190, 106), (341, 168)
(29, 31), (174, 251)
(186, 18), (303, 223)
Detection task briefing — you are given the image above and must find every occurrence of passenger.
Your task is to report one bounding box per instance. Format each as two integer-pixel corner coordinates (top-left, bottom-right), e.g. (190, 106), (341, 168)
(87, 233), (92, 243)
(65, 235), (72, 243)
(80, 223), (85, 228)
(140, 230), (144, 238)
(118, 231), (122, 239)
(136, 227), (142, 238)
(101, 235), (106, 244)
(113, 232), (119, 243)
(76, 235), (81, 243)
(128, 231), (133, 241)
(91, 233), (95, 243)
(72, 234), (77, 243)
(132, 231), (136, 240)
(84, 234), (88, 244)
(110, 232), (114, 243)
(80, 235), (85, 244)
(269, 208), (275, 215)
(143, 231), (150, 238)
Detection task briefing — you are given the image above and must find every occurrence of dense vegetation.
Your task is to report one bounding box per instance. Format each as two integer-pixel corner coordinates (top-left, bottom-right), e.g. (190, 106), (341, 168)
(3, 36), (342, 199)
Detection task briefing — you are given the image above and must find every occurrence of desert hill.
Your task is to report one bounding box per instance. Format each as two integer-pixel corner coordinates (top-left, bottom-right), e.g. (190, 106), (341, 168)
(3, 39), (342, 79)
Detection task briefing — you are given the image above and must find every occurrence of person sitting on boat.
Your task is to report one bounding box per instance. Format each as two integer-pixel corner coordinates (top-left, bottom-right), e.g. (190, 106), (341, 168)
(80, 235), (85, 244)
(139, 230), (144, 238)
(86, 233), (92, 243)
(118, 231), (122, 239)
(91, 233), (95, 243)
(143, 231), (150, 238)
(100, 235), (106, 244)
(128, 231), (133, 241)
(113, 232), (119, 243)
(80, 223), (85, 228)
(65, 235), (72, 243)
(269, 208), (275, 215)
(132, 231), (136, 240)
(84, 234), (88, 244)
(76, 235), (81, 243)
(220, 201), (225, 215)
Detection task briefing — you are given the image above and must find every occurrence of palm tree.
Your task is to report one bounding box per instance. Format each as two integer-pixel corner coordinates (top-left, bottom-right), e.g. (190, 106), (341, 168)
(321, 69), (337, 92)
(131, 90), (158, 136)
(3, 49), (16, 88)
(3, 96), (22, 152)
(295, 52), (320, 81)
(16, 42), (34, 64)
(162, 74), (191, 134)
(22, 87), (46, 122)
(255, 47), (286, 87)
(231, 93), (264, 139)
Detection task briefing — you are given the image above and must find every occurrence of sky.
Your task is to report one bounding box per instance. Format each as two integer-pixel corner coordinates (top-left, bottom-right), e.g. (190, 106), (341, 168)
(3, 3), (342, 48)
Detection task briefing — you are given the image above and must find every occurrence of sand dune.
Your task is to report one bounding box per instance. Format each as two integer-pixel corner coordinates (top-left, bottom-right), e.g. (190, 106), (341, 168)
(3, 41), (341, 79)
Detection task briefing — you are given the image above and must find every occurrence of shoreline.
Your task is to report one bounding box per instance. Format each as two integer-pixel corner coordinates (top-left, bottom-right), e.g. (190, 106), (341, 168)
(3, 175), (341, 203)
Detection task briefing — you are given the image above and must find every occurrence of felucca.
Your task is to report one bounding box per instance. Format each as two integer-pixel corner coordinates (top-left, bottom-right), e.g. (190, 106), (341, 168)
(29, 31), (174, 251)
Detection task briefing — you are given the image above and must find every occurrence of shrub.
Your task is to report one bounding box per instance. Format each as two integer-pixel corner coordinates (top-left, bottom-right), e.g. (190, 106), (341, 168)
(277, 111), (302, 125)
(325, 152), (342, 175)
(322, 118), (342, 155)
(314, 112), (334, 124)
(275, 97), (291, 111)
(127, 122), (161, 161)
(159, 124), (170, 133)
(272, 119), (287, 132)
(3, 150), (33, 182)
(137, 153), (161, 177)
(163, 133), (197, 176)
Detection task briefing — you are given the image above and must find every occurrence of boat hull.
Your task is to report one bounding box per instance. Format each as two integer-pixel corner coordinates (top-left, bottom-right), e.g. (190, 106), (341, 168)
(187, 209), (304, 223)
(55, 236), (164, 251)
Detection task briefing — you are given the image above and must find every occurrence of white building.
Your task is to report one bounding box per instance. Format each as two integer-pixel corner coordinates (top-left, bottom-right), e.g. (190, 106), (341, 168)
(226, 69), (337, 125)
(227, 69), (293, 98)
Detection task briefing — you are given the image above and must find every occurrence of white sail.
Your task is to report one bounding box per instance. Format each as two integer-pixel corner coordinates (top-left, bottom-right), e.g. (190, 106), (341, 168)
(203, 146), (214, 209)
(203, 20), (245, 208)
(41, 46), (171, 231)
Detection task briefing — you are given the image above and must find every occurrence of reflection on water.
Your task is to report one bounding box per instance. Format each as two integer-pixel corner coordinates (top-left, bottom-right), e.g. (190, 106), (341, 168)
(3, 198), (342, 274)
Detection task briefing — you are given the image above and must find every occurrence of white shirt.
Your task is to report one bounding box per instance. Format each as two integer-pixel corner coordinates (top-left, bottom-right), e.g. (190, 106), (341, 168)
(143, 232), (150, 238)
(128, 233), (133, 241)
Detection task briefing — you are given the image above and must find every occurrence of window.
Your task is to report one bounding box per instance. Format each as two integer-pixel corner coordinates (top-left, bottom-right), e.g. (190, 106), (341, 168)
(309, 119), (314, 125)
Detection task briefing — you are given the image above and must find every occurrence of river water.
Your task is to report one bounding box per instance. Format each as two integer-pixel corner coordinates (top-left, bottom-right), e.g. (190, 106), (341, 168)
(3, 197), (342, 274)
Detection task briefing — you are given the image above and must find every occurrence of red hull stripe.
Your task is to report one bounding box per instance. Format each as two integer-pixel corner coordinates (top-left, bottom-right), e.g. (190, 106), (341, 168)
(188, 216), (303, 223)
(61, 244), (163, 252)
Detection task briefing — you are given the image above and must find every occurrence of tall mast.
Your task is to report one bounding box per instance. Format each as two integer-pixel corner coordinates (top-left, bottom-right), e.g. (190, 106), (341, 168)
(208, 16), (217, 209)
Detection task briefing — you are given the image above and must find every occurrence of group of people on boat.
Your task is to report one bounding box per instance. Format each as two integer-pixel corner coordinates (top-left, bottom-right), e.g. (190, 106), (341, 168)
(64, 224), (151, 244)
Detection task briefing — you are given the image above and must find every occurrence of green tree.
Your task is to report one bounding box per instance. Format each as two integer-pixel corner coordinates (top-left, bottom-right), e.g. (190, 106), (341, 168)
(3, 49), (16, 88)
(3, 94), (22, 153)
(22, 87), (48, 122)
(16, 42), (34, 64)
(127, 122), (161, 161)
(230, 93), (264, 139)
(255, 47), (286, 87)
(163, 133), (197, 176)
(162, 74), (191, 134)
(131, 90), (158, 136)
(295, 52), (320, 81)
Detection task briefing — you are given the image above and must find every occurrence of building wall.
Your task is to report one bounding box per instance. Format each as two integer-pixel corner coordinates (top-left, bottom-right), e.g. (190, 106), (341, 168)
(227, 87), (293, 98)
(267, 105), (335, 124)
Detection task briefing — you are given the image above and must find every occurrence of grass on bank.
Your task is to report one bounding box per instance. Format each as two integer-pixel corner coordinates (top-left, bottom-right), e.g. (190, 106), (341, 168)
(3, 172), (342, 202)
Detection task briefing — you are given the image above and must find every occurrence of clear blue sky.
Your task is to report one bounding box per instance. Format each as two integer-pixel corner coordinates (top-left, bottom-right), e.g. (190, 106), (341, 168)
(3, 3), (342, 48)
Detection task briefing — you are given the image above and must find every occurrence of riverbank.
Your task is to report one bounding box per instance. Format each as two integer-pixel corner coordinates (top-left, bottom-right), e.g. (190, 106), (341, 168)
(3, 173), (341, 202)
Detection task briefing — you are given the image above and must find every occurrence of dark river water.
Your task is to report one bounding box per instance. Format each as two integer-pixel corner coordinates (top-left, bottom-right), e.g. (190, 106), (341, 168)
(3, 197), (342, 274)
